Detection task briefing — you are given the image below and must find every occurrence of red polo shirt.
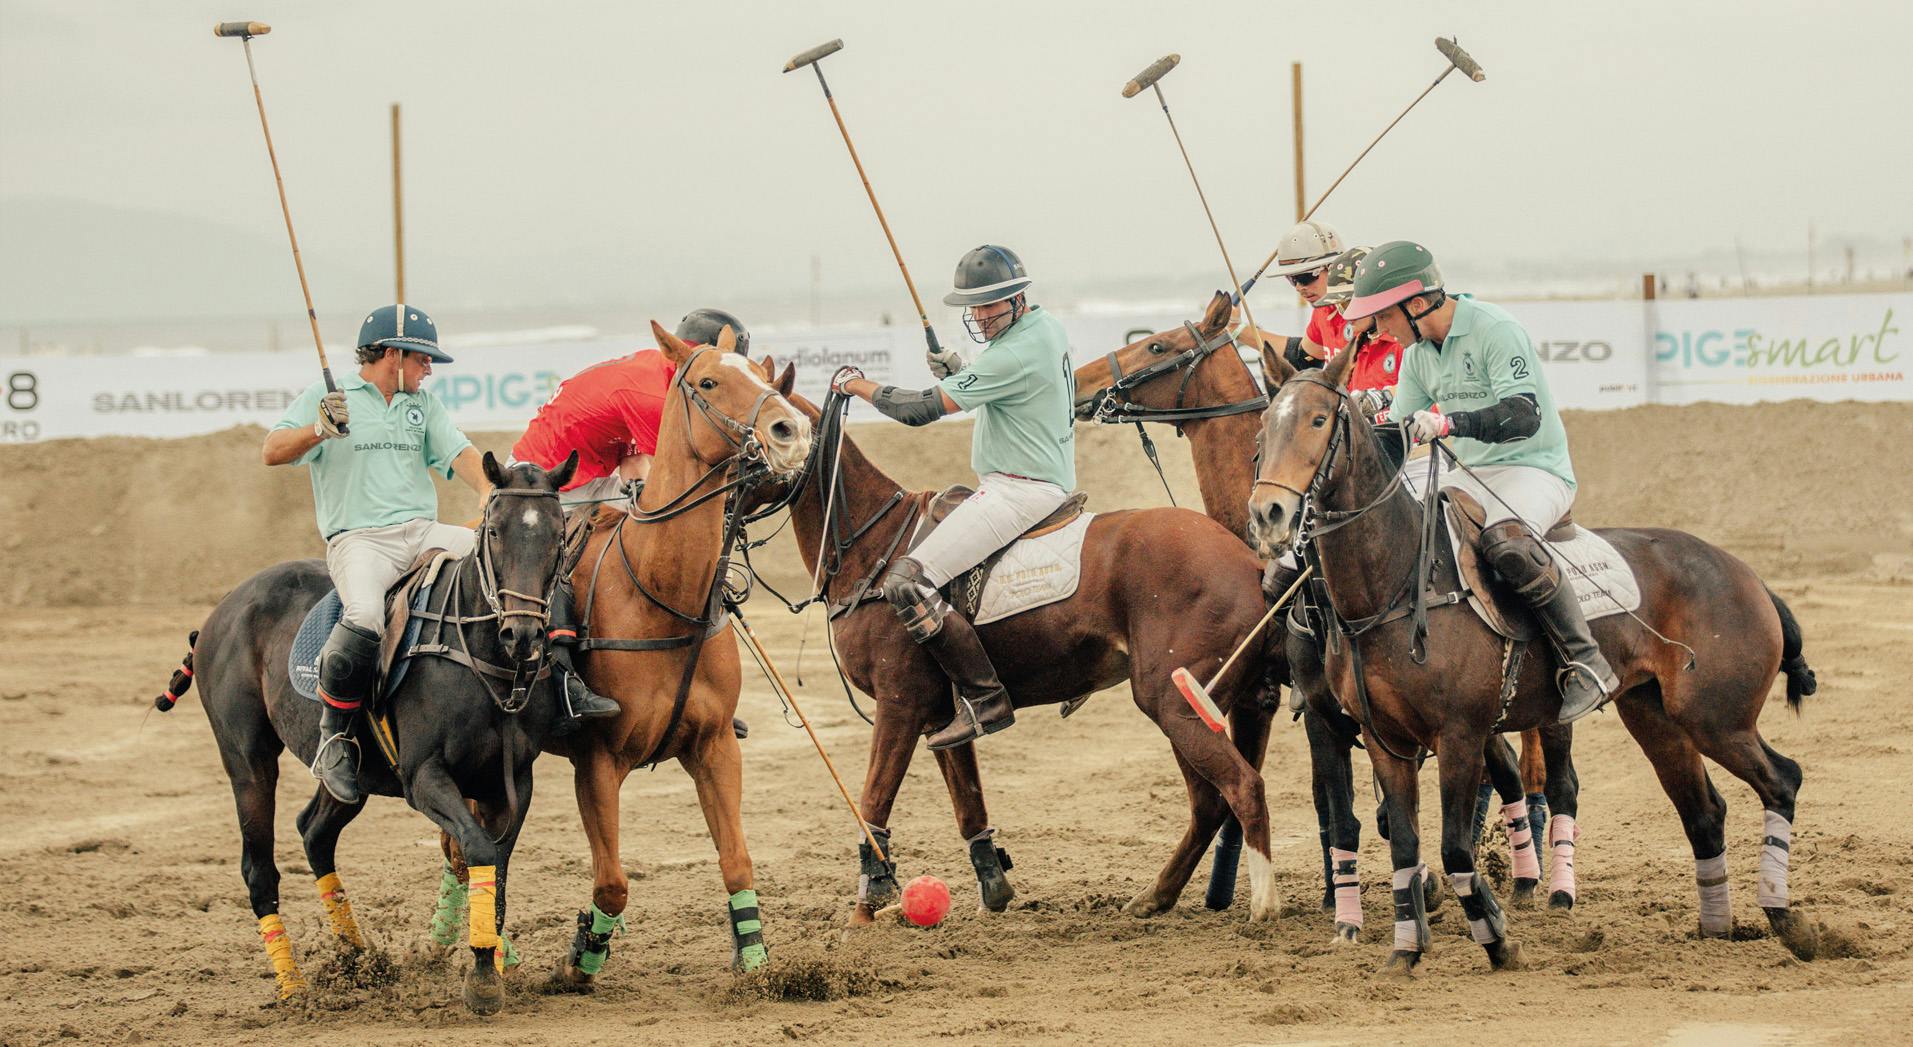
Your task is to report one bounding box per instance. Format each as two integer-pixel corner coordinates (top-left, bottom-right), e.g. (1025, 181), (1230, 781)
(1306, 304), (1405, 395)
(511, 349), (676, 489)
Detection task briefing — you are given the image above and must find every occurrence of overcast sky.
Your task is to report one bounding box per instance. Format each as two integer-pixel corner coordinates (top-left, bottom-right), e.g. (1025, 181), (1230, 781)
(4, 0), (1911, 330)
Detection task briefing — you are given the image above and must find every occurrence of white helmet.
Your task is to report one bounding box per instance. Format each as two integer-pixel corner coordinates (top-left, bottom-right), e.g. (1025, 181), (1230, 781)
(1267, 220), (1345, 277)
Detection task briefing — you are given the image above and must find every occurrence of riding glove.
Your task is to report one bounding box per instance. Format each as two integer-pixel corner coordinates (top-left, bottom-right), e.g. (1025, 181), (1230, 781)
(316, 391), (350, 439)
(1407, 409), (1451, 444)
(926, 346), (966, 381)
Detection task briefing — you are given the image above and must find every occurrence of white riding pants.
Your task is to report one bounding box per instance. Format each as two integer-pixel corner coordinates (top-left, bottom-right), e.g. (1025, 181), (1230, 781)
(326, 518), (476, 633)
(1405, 462), (1574, 533)
(912, 472), (1071, 588)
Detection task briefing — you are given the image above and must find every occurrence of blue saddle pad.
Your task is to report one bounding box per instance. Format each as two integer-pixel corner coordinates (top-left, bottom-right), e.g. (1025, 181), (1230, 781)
(289, 583), (435, 703)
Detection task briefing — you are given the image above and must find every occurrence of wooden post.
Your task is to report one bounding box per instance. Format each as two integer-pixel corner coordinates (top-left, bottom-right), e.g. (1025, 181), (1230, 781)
(1641, 272), (1659, 407)
(391, 103), (405, 303)
(1290, 62), (1305, 222)
(1642, 272), (1656, 301)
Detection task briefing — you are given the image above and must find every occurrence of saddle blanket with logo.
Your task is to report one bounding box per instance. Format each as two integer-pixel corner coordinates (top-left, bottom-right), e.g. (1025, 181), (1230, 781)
(288, 584), (436, 703)
(951, 512), (1095, 626)
(1445, 523), (1641, 622)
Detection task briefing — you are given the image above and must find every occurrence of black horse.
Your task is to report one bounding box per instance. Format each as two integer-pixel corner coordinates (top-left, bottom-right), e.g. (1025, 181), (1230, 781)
(155, 451), (577, 1013)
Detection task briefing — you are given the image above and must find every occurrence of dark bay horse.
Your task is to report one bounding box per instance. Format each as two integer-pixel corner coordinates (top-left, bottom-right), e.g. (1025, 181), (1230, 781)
(762, 387), (1282, 924)
(545, 325), (812, 988)
(1247, 347), (1819, 971)
(158, 451), (579, 1012)
(1074, 291), (1565, 941)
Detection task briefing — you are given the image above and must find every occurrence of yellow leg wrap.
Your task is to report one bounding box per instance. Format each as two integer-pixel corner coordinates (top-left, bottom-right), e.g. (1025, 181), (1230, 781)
(467, 865), (501, 950)
(314, 872), (366, 948)
(257, 914), (306, 999)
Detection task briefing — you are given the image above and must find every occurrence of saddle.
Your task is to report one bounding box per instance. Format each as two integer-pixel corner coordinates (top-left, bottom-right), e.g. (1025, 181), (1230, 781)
(288, 549), (455, 708)
(911, 486), (1089, 619)
(1441, 489), (1572, 643)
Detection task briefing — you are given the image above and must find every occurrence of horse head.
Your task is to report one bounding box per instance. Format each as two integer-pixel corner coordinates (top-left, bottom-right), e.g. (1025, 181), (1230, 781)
(1246, 343), (1357, 558)
(652, 321), (811, 478)
(1072, 290), (1252, 422)
(479, 450), (577, 662)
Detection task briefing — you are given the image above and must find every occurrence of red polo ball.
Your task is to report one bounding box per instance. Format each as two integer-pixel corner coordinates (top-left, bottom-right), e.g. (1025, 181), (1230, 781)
(901, 874), (952, 927)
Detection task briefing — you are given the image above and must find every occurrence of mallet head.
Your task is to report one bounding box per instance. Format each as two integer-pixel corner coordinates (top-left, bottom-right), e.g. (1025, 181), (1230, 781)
(784, 38), (844, 73)
(213, 20), (271, 38)
(1121, 53), (1180, 98)
(1435, 37), (1485, 82)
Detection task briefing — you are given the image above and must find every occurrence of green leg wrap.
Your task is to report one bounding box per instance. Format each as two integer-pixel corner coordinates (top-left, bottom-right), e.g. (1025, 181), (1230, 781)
(497, 932), (520, 969)
(729, 889), (768, 972)
(572, 903), (622, 976)
(430, 861), (468, 948)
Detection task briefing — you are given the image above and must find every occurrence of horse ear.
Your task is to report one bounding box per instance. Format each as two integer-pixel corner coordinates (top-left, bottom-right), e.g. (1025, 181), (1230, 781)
(1321, 341), (1357, 389)
(653, 320), (694, 367)
(1260, 344), (1296, 389)
(548, 449), (579, 490)
(716, 324), (737, 353)
(482, 450), (509, 488)
(1202, 290), (1232, 333)
(776, 362), (796, 397)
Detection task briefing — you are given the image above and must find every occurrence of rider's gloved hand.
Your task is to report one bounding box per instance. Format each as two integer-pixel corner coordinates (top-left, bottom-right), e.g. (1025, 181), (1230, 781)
(926, 345), (965, 381)
(315, 390), (350, 439)
(1407, 409), (1451, 444)
(1354, 387), (1393, 422)
(829, 366), (866, 395)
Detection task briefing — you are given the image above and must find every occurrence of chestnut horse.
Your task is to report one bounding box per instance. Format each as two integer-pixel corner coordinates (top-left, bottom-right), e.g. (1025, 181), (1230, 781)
(544, 325), (811, 986)
(763, 387), (1282, 924)
(1247, 347), (1819, 971)
(1074, 291), (1566, 941)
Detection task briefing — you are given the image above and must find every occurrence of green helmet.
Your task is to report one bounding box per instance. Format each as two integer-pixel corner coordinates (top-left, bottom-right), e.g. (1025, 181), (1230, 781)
(1342, 240), (1443, 321)
(1317, 246), (1372, 308)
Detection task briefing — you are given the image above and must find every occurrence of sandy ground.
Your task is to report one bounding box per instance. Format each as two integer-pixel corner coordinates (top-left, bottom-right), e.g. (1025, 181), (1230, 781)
(3, 401), (1912, 1046)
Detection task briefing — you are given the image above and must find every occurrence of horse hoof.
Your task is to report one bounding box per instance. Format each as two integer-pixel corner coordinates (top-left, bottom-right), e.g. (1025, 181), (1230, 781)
(1422, 877), (1442, 913)
(1512, 879), (1538, 907)
(1332, 922), (1360, 945)
(1379, 950), (1421, 977)
(1319, 891), (1336, 913)
(979, 880), (1016, 914)
(847, 904), (878, 928)
(546, 959), (597, 994)
(1766, 907), (1819, 962)
(1487, 939), (1525, 971)
(463, 966), (504, 1016)
(1548, 890), (1576, 911)
(1124, 892), (1171, 918)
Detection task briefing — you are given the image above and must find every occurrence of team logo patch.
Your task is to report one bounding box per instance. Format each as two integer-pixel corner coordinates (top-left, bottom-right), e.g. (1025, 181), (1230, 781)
(1384, 353), (1397, 374)
(404, 405), (425, 428)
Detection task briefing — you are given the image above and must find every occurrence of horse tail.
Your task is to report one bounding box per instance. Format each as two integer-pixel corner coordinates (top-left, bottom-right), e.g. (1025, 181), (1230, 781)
(153, 630), (200, 712)
(1767, 588), (1816, 713)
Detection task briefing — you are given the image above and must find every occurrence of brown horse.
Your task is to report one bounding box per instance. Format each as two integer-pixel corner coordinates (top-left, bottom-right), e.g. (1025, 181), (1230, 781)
(761, 386), (1283, 924)
(1074, 291), (1565, 940)
(544, 324), (811, 986)
(1247, 346), (1819, 971)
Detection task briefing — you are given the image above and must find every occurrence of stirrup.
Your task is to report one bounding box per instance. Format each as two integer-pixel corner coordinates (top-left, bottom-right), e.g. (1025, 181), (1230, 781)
(1554, 663), (1614, 724)
(926, 693), (1013, 751)
(311, 732), (363, 803)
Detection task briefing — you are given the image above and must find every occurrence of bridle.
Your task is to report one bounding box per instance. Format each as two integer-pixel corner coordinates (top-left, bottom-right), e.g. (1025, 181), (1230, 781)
(1081, 320), (1268, 428)
(1252, 369), (1409, 540)
(626, 347), (784, 524)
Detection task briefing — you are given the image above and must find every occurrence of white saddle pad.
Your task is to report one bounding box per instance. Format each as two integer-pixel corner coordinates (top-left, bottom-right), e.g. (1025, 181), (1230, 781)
(1448, 524), (1641, 621)
(970, 513), (1095, 625)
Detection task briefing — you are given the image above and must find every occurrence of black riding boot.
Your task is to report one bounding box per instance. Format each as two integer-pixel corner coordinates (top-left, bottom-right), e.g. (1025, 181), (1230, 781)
(1261, 558), (1304, 603)
(1480, 521), (1618, 724)
(546, 580), (622, 731)
(881, 557), (1014, 751)
(313, 620), (380, 805)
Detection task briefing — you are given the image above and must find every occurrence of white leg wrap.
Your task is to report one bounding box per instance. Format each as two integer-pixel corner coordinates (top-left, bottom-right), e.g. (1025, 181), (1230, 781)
(1245, 846), (1277, 921)
(1548, 813), (1579, 901)
(1392, 864), (1425, 951)
(1330, 847), (1361, 927)
(1757, 810), (1792, 909)
(1502, 799), (1540, 881)
(1695, 851), (1731, 934)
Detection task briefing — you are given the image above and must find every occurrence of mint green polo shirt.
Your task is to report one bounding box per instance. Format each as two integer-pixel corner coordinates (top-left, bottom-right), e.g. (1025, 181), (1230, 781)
(939, 305), (1076, 489)
(1391, 295), (1576, 487)
(272, 373), (473, 539)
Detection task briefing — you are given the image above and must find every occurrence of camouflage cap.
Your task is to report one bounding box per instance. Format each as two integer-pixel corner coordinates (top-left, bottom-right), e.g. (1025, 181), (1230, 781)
(1318, 245), (1373, 308)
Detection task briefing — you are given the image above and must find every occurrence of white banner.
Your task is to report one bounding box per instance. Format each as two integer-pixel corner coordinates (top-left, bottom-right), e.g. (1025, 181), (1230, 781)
(1, 293), (1906, 444)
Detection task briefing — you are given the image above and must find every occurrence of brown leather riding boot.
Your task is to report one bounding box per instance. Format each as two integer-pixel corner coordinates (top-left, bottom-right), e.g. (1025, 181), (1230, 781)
(920, 612), (1016, 751)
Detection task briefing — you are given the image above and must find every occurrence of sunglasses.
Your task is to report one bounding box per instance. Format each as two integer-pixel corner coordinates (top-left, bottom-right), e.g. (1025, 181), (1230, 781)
(1287, 269), (1324, 287)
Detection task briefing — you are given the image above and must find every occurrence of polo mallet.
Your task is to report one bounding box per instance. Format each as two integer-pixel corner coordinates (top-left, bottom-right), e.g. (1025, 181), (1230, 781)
(1121, 54), (1263, 344)
(1236, 36), (1486, 302)
(730, 608), (887, 862)
(214, 20), (345, 431)
(783, 39), (946, 366)
(1172, 564), (1313, 731)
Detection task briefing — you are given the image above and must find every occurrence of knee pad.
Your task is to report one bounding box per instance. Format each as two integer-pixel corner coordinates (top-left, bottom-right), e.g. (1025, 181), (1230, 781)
(1479, 521), (1559, 602)
(318, 620), (382, 704)
(879, 558), (948, 642)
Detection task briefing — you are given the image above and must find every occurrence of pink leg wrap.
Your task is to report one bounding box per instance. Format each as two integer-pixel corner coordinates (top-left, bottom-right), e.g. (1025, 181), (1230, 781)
(1502, 800), (1540, 881)
(1548, 813), (1579, 901)
(1331, 847), (1361, 927)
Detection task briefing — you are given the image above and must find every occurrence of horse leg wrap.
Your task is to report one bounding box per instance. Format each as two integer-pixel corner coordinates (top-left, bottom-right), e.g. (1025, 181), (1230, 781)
(1758, 810), (1792, 909)
(728, 889), (768, 971)
(967, 827), (1016, 912)
(1525, 792), (1550, 850)
(1331, 847), (1361, 928)
(1450, 871), (1506, 945)
(1502, 800), (1541, 882)
(858, 826), (899, 909)
(567, 903), (623, 976)
(430, 860), (468, 948)
(1696, 851), (1732, 934)
(467, 865), (500, 950)
(314, 872), (365, 948)
(257, 913), (305, 999)
(1391, 864), (1429, 952)
(1548, 814), (1579, 902)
